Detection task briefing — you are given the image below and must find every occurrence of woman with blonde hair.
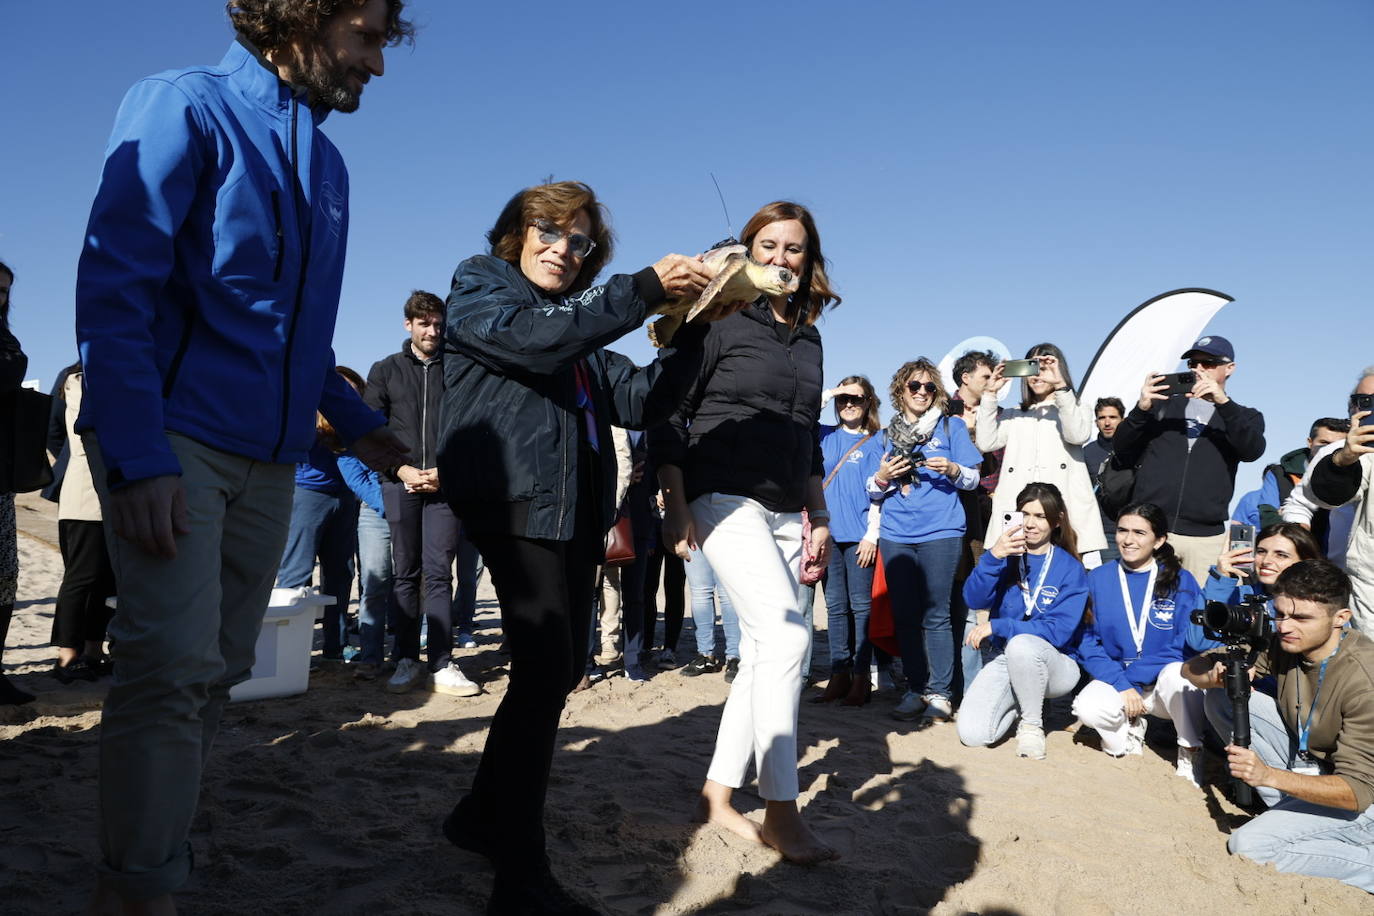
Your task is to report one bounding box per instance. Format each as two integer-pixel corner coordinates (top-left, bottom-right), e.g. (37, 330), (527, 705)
(870, 358), (983, 721)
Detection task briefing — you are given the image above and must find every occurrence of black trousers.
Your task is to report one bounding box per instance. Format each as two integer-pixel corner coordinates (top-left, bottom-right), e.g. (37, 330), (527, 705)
(461, 483), (602, 861)
(53, 519), (116, 649)
(383, 483), (458, 670)
(642, 545), (686, 653)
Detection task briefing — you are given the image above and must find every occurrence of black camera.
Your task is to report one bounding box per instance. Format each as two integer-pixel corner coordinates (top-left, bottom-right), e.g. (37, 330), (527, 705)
(908, 448), (928, 469)
(1190, 594), (1272, 645)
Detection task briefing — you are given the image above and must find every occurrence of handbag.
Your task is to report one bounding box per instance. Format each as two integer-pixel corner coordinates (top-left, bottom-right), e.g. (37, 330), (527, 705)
(2, 386), (54, 494)
(866, 551), (901, 657)
(800, 431), (876, 586)
(603, 512), (635, 567)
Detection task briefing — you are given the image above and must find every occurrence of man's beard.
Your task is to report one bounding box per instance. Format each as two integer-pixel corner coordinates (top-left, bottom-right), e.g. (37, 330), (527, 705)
(291, 47), (361, 113)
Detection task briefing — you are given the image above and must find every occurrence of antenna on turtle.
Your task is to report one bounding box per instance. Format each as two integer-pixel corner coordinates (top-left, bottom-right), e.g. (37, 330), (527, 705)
(709, 172), (733, 241)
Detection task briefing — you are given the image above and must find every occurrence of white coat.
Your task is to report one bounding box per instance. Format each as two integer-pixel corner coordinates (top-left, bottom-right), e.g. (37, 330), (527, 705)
(975, 388), (1108, 554)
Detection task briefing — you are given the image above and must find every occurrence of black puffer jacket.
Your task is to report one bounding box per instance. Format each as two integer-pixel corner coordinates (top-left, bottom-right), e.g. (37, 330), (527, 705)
(365, 340), (444, 472)
(436, 255), (706, 542)
(650, 301), (824, 512)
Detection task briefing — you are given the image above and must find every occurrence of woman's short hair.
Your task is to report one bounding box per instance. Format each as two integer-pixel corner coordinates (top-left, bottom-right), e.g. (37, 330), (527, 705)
(887, 358), (948, 417)
(1015, 482), (1079, 557)
(739, 201), (839, 327)
(1258, 522), (1323, 561)
(486, 181), (613, 295)
(1019, 342), (1075, 410)
(833, 374), (881, 433)
(227, 0), (415, 53)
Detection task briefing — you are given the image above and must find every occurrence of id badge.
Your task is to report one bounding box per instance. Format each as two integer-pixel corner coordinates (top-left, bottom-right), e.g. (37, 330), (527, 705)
(1293, 753), (1321, 777)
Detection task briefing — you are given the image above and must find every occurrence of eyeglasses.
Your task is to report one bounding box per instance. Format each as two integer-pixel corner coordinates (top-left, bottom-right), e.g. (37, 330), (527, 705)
(1187, 358), (1228, 369)
(530, 218), (597, 259)
(835, 395), (867, 407)
(906, 381), (938, 395)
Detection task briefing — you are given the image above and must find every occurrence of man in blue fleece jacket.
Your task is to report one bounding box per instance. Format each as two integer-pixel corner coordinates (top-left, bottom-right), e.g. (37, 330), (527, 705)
(75, 3), (412, 911)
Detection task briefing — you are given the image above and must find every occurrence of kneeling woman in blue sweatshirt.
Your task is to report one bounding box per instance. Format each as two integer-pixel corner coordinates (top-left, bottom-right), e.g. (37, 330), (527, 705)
(959, 482), (1088, 759)
(1072, 502), (1205, 784)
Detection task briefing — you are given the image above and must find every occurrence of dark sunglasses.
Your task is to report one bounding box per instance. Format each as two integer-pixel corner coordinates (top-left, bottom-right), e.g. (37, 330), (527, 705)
(1187, 358), (1228, 369)
(530, 218), (597, 259)
(835, 394), (868, 407)
(906, 381), (938, 395)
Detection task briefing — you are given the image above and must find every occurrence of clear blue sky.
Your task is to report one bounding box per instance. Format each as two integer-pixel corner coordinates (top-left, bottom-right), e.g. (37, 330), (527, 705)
(2, 1), (1370, 502)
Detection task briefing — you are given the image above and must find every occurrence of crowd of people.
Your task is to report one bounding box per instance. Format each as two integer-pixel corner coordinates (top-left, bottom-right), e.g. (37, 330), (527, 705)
(1, 1), (1373, 914)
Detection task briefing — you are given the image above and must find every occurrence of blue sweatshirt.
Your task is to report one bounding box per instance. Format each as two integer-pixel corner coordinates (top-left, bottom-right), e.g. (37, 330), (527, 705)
(74, 41), (384, 487)
(874, 417), (983, 544)
(1077, 562), (1200, 690)
(820, 425), (882, 543)
(962, 547), (1089, 650)
(294, 441), (384, 516)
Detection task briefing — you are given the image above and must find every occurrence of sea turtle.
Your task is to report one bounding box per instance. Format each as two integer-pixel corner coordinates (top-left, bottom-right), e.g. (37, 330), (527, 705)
(647, 244), (800, 347)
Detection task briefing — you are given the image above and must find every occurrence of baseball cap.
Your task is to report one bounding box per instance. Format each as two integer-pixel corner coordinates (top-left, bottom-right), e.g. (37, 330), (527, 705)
(1180, 334), (1234, 363)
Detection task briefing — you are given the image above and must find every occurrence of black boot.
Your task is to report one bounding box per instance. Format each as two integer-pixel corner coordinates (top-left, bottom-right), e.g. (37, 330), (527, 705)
(0, 604), (33, 705)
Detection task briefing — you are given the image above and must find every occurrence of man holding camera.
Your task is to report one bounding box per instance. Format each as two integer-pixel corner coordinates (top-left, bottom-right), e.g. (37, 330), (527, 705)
(1183, 560), (1374, 892)
(1111, 335), (1266, 582)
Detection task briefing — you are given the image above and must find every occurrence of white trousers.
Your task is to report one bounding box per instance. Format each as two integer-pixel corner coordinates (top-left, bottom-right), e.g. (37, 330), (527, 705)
(1072, 660), (1203, 755)
(693, 493), (807, 801)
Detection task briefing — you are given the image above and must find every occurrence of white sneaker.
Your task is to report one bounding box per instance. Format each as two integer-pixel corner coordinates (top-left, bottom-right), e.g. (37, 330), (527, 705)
(921, 693), (954, 721)
(431, 661), (481, 697)
(1123, 717), (1147, 756)
(456, 632), (478, 650)
(891, 690), (927, 721)
(1176, 745), (1203, 787)
(386, 658), (427, 694)
(1016, 723), (1047, 759)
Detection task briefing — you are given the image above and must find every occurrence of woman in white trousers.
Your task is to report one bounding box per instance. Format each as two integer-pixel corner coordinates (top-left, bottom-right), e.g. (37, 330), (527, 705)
(656, 201), (840, 864)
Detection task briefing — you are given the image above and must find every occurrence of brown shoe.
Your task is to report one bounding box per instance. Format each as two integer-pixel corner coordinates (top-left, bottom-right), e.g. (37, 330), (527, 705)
(810, 670), (852, 704)
(841, 673), (872, 706)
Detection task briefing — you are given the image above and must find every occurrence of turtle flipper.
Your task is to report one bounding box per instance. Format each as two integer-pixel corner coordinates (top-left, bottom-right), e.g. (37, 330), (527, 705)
(648, 314), (683, 348)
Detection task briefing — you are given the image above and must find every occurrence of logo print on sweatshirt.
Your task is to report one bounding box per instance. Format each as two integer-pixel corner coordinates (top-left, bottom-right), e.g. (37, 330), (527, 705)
(319, 181), (345, 239)
(1150, 598), (1176, 630)
(1036, 586), (1059, 610)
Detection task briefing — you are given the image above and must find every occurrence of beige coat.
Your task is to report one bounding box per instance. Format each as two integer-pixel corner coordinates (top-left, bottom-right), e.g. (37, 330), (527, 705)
(975, 389), (1107, 554)
(58, 373), (102, 522)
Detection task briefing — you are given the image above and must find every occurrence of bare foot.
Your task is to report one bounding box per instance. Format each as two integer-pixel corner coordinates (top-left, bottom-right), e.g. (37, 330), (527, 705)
(760, 801), (839, 865)
(695, 782), (764, 845)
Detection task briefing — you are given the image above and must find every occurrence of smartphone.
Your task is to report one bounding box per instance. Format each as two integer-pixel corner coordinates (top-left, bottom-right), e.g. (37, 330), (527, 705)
(1161, 370), (1195, 397)
(1002, 358), (1039, 378)
(907, 447), (928, 468)
(1228, 522), (1256, 568)
(1351, 393), (1374, 417)
(1002, 510), (1025, 535)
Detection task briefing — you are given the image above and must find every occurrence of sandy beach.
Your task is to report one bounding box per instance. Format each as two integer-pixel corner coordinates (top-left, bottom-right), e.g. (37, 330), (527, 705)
(1, 491), (1367, 915)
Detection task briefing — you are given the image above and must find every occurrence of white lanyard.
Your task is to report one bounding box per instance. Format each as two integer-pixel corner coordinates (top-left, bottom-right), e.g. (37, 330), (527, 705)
(1019, 546), (1056, 619)
(1117, 560), (1158, 656)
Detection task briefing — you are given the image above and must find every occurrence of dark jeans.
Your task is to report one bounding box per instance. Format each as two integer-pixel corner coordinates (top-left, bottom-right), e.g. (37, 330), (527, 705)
(878, 536), (962, 698)
(642, 546), (686, 653)
(276, 486), (358, 658)
(822, 541), (874, 672)
(461, 508), (601, 861)
(619, 539), (653, 665)
(53, 519), (116, 649)
(384, 483), (458, 670)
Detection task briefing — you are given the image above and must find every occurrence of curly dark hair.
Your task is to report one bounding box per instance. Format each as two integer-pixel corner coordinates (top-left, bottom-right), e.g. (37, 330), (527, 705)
(227, 0), (415, 53)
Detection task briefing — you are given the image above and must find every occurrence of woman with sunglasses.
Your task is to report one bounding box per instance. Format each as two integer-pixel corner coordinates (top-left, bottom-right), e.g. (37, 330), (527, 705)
(1072, 502), (1206, 783)
(871, 359), (983, 722)
(435, 180), (719, 913)
(811, 376), (884, 705)
(959, 482), (1089, 759)
(655, 200), (840, 865)
(977, 343), (1107, 561)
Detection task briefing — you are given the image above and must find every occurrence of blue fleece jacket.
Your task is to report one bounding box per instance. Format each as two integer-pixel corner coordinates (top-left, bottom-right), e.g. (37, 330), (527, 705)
(75, 40), (383, 487)
(820, 425), (881, 543)
(1077, 562), (1199, 689)
(962, 547), (1089, 650)
(294, 441), (383, 516)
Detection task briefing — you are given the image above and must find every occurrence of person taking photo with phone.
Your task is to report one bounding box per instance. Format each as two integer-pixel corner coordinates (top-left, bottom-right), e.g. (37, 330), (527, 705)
(1112, 335), (1266, 583)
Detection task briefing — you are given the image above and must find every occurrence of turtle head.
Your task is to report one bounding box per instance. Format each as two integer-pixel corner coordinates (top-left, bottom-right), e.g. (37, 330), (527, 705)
(743, 260), (801, 298)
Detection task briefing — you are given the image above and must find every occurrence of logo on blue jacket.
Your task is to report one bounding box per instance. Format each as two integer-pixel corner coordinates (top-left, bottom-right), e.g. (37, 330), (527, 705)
(320, 181), (346, 239)
(1036, 586), (1059, 610)
(1149, 599), (1176, 630)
